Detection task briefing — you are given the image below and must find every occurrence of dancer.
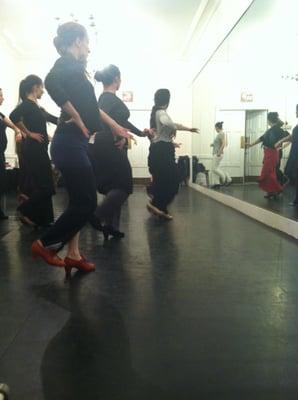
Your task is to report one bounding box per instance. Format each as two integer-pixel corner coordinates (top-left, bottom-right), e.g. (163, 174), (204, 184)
(210, 122), (232, 189)
(147, 88), (198, 219)
(0, 88), (22, 220)
(275, 106), (298, 206)
(31, 22), (133, 276)
(90, 65), (151, 239)
(246, 112), (287, 199)
(10, 75), (58, 227)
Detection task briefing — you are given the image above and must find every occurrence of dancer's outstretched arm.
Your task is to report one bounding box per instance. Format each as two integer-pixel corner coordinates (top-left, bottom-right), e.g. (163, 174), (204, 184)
(99, 109), (135, 142)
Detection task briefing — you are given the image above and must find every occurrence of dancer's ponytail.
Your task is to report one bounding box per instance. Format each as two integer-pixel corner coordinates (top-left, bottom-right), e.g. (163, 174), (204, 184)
(150, 88), (170, 129)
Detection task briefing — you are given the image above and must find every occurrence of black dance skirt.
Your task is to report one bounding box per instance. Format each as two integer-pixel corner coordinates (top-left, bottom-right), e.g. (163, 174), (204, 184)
(148, 141), (179, 197)
(88, 132), (133, 195)
(148, 141), (177, 178)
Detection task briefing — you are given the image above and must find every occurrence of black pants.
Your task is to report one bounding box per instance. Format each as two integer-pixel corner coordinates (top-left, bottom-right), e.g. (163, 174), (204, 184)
(294, 172), (298, 204)
(18, 149), (55, 226)
(95, 189), (128, 230)
(0, 152), (6, 193)
(148, 142), (179, 212)
(276, 149), (288, 185)
(41, 165), (97, 247)
(0, 152), (6, 215)
(16, 141), (33, 195)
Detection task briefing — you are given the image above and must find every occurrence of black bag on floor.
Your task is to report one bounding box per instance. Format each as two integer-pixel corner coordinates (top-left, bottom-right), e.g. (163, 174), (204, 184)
(177, 156), (190, 185)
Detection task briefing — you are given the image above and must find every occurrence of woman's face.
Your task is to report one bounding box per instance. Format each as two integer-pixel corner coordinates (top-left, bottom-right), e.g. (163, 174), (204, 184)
(0, 90), (4, 106)
(77, 35), (90, 62)
(35, 84), (44, 99)
(215, 127), (221, 133)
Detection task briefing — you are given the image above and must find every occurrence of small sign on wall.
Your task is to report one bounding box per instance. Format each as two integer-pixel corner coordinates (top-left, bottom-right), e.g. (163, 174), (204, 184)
(240, 92), (253, 102)
(122, 91), (134, 103)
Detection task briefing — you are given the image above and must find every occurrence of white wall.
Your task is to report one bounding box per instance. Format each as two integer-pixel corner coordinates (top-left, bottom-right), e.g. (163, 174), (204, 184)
(191, 0), (298, 177)
(0, 38), (20, 165)
(184, 0), (254, 83)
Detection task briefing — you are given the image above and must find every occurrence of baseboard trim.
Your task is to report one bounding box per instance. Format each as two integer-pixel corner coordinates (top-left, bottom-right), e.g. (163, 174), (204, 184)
(133, 178), (151, 185)
(190, 183), (298, 240)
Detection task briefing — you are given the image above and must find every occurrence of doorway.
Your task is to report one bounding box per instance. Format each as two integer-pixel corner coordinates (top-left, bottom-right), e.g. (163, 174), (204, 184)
(215, 110), (246, 182)
(244, 110), (267, 182)
(216, 109), (267, 184)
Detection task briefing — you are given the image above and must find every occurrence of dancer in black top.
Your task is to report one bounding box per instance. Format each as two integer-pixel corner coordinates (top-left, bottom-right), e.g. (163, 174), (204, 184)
(90, 65), (151, 239)
(31, 23), (133, 274)
(10, 75), (58, 227)
(0, 88), (22, 220)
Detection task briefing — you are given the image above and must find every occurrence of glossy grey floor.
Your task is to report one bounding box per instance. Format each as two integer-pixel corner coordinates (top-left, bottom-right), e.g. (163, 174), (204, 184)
(0, 187), (297, 400)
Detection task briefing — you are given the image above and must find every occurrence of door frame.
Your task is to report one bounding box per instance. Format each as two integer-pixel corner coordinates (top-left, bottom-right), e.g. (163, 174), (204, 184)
(217, 108), (268, 184)
(244, 109), (268, 183)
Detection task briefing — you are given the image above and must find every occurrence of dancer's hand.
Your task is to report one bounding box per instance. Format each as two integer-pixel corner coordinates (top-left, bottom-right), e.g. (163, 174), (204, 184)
(80, 125), (90, 138)
(112, 125), (134, 141)
(29, 132), (44, 143)
(275, 141), (282, 149)
(75, 120), (90, 138)
(65, 117), (90, 138)
(173, 142), (182, 148)
(144, 128), (155, 138)
(65, 117), (75, 124)
(115, 138), (126, 149)
(15, 132), (23, 143)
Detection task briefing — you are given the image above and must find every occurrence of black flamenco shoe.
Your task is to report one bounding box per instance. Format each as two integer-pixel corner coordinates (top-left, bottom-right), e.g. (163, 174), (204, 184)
(264, 191), (282, 200)
(264, 192), (275, 199)
(89, 214), (103, 232)
(102, 225), (125, 241)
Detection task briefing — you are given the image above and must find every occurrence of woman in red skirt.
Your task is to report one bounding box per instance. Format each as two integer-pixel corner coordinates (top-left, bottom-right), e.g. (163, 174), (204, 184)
(246, 112), (288, 199)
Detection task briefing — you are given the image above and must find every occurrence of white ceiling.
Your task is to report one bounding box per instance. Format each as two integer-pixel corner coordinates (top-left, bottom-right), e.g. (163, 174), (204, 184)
(0, 0), (202, 61)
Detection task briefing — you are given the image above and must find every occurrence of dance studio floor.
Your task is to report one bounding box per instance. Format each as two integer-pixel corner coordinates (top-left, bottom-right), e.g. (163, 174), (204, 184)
(0, 186), (297, 399)
(219, 182), (298, 221)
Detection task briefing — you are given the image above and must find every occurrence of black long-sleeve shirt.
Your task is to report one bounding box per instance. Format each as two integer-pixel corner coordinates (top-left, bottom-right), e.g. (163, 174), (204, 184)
(45, 54), (102, 136)
(98, 92), (144, 141)
(10, 100), (57, 148)
(0, 112), (7, 153)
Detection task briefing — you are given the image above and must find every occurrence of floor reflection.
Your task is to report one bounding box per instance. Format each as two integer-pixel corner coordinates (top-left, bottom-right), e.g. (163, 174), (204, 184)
(211, 183), (298, 221)
(39, 275), (167, 400)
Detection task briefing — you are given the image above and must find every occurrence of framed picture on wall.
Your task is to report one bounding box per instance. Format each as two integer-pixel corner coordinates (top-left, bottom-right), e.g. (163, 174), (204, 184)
(122, 91), (134, 103)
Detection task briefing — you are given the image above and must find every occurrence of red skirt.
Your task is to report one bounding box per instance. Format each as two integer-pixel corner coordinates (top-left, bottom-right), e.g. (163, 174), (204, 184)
(258, 147), (283, 193)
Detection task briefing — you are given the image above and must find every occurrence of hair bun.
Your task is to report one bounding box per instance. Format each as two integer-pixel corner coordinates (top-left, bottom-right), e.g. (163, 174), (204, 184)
(53, 35), (65, 55)
(94, 65), (120, 86)
(94, 71), (103, 82)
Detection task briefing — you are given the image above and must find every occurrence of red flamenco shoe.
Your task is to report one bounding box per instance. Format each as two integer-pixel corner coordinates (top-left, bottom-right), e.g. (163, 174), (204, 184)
(31, 240), (65, 267)
(64, 257), (96, 279)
